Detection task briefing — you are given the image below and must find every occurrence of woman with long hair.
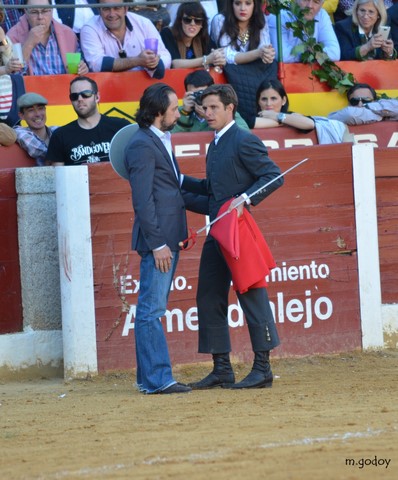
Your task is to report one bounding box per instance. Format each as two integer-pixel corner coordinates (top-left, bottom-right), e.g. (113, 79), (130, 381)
(253, 79), (315, 130)
(211, 0), (275, 65)
(160, 2), (226, 69)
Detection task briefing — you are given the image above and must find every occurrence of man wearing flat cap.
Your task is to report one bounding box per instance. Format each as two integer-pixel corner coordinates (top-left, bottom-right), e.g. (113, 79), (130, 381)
(14, 92), (57, 166)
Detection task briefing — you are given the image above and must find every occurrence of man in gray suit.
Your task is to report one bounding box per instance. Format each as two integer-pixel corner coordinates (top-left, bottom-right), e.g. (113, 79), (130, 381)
(182, 84), (283, 389)
(124, 83), (205, 395)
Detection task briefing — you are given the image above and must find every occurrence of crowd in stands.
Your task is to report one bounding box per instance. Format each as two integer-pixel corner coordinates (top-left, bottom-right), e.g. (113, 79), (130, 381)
(1, 0), (398, 159)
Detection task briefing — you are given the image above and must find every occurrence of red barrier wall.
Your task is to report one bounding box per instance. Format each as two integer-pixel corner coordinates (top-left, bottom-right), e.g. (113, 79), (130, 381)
(0, 170), (23, 334)
(375, 149), (398, 305)
(89, 144), (361, 372)
(22, 61), (398, 104)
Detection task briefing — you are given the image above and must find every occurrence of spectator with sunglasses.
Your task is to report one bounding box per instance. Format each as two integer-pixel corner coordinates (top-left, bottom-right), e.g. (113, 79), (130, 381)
(80, 0), (171, 78)
(160, 2), (225, 69)
(328, 82), (398, 124)
(45, 76), (129, 165)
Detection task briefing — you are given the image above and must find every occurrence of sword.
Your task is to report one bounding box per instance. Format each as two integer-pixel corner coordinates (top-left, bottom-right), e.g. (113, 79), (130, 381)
(179, 157), (309, 250)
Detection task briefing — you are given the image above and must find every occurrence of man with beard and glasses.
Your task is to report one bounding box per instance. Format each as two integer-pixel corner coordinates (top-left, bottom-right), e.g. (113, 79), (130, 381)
(123, 83), (207, 394)
(46, 76), (129, 165)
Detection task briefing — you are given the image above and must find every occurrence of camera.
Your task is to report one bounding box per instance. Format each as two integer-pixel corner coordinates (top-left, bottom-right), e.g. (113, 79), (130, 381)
(191, 90), (204, 105)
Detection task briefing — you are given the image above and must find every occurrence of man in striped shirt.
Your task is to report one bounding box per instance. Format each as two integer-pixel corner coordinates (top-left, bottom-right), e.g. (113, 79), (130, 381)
(7, 0), (89, 75)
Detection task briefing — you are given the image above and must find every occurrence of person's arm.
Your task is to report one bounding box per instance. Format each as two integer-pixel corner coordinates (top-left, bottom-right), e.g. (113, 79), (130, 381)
(238, 134), (284, 206)
(125, 137), (166, 250)
(171, 48), (226, 69)
(328, 106), (382, 125)
(0, 123), (17, 146)
(232, 45), (275, 65)
(255, 111), (315, 130)
(80, 24), (107, 72)
(317, 10), (340, 60)
(14, 127), (45, 159)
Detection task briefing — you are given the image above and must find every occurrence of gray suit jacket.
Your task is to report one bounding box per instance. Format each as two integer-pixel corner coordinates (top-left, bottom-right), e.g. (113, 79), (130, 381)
(183, 123), (283, 220)
(125, 127), (204, 252)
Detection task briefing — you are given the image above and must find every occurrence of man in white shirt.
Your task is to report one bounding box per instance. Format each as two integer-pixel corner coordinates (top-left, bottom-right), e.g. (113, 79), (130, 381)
(268, 0), (340, 63)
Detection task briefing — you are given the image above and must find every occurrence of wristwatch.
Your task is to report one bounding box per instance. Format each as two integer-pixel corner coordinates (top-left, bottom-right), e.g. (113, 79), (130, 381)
(277, 113), (287, 124)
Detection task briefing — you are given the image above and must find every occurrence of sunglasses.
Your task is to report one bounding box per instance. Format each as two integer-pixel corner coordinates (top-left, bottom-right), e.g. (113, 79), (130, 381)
(182, 16), (203, 26)
(69, 90), (96, 102)
(349, 97), (373, 106)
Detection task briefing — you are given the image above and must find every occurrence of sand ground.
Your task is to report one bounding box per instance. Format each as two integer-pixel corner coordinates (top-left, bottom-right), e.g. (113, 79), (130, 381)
(1, 350), (397, 480)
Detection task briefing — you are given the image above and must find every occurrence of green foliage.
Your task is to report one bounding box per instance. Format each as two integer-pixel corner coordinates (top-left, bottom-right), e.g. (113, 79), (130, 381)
(266, 0), (356, 92)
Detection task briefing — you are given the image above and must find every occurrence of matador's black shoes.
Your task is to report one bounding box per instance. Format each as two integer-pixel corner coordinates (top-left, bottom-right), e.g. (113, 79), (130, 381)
(189, 353), (235, 389)
(223, 351), (273, 389)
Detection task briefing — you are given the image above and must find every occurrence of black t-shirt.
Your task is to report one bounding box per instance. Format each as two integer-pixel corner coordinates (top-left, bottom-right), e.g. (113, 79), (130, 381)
(45, 115), (130, 165)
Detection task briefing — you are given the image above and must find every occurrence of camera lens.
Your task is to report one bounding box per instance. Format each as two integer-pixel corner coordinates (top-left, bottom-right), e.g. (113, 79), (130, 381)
(192, 90), (204, 105)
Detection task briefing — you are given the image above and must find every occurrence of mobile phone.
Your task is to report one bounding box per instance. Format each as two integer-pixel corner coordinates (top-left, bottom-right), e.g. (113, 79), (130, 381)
(379, 26), (391, 41)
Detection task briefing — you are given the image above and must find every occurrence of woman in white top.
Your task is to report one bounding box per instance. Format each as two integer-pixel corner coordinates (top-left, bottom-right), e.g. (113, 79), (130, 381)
(210, 0), (275, 65)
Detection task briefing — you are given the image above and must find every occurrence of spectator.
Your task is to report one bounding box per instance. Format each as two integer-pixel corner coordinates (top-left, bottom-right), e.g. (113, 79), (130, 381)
(334, 0), (392, 23)
(254, 78), (351, 143)
(167, 1), (218, 29)
(328, 82), (398, 124)
(51, 0), (97, 36)
(1, 9), (24, 76)
(172, 69), (249, 132)
(80, 0), (171, 78)
(0, 121), (16, 144)
(7, 0), (89, 75)
(160, 2), (226, 69)
(46, 76), (130, 165)
(14, 92), (57, 165)
(0, 0), (24, 33)
(334, 0), (396, 60)
(210, 0), (277, 128)
(268, 0), (341, 63)
(253, 78), (315, 131)
(211, 0), (275, 66)
(389, 2), (398, 51)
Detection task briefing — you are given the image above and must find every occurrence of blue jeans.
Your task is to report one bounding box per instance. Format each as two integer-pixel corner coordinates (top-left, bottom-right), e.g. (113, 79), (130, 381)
(135, 250), (179, 393)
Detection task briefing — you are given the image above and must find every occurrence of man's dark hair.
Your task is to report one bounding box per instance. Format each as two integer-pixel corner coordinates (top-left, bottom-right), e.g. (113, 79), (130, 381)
(184, 69), (214, 90)
(346, 83), (377, 101)
(201, 84), (238, 116)
(69, 76), (98, 94)
(135, 83), (176, 128)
